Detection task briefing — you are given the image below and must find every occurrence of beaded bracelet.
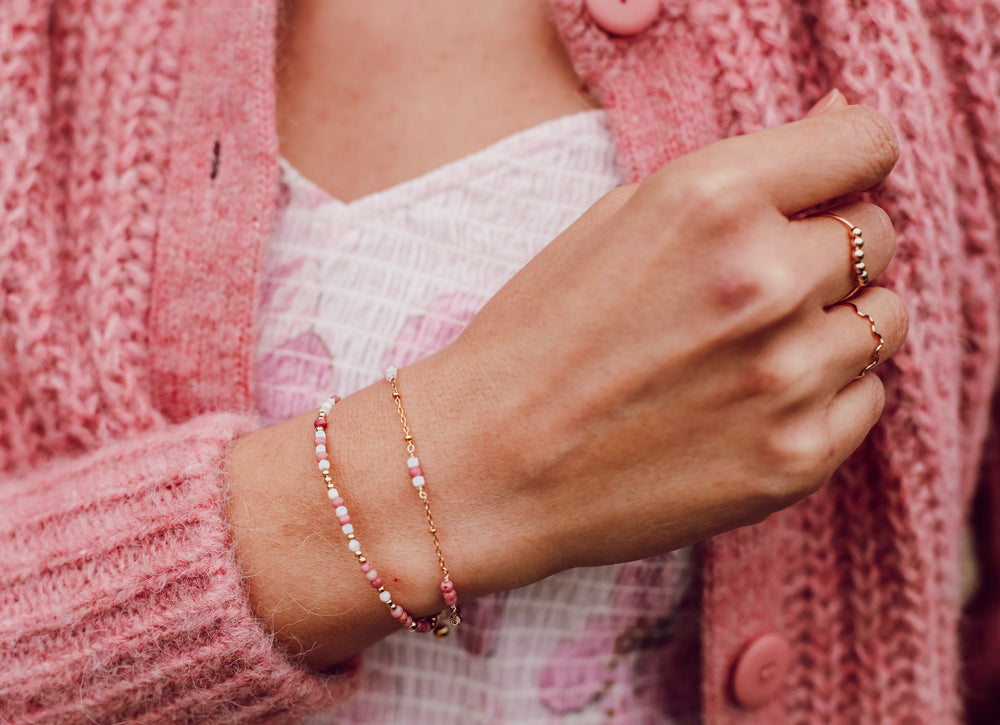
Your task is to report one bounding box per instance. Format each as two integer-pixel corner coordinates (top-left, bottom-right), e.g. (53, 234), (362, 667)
(313, 395), (443, 634)
(386, 364), (462, 633)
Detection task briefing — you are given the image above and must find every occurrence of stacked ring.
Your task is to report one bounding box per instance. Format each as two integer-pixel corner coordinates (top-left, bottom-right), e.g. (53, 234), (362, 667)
(822, 213), (869, 293)
(839, 301), (884, 379)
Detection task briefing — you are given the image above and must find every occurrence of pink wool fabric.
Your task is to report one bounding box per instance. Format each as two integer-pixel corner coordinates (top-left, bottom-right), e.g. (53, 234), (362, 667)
(1, 0), (999, 723)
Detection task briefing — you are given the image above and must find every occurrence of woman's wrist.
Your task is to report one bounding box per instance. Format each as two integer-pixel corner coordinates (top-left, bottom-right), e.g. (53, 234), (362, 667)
(223, 344), (532, 668)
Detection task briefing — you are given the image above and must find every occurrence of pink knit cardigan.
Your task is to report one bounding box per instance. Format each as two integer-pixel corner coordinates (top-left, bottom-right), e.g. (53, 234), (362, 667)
(1, 0), (998, 722)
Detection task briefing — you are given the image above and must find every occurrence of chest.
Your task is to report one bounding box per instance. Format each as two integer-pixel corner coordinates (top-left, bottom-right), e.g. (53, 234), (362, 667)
(275, 0), (596, 203)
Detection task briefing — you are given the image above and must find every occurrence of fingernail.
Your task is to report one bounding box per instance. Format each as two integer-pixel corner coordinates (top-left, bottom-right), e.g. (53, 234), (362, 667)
(806, 89), (845, 117)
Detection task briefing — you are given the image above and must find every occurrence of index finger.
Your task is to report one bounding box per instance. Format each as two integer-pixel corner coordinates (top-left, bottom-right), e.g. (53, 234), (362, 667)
(679, 105), (900, 217)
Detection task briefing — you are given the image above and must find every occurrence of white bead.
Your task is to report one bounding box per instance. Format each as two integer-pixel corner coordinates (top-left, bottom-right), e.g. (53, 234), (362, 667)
(315, 429), (326, 441)
(365, 569), (378, 581)
(315, 444), (327, 455)
(348, 539), (361, 553)
(407, 457), (420, 469)
(379, 590), (392, 603)
(320, 401), (334, 414)
(318, 459), (330, 471)
(335, 505), (348, 517)
(327, 488), (339, 499)
(411, 475), (425, 487)
(385, 364), (398, 381)
(342, 524), (354, 535)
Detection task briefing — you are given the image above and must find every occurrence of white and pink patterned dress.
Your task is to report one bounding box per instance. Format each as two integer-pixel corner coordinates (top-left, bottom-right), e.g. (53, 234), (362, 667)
(257, 110), (700, 725)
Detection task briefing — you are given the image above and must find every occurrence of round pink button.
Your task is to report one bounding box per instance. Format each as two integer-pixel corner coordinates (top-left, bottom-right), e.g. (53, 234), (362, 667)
(584, 0), (660, 36)
(730, 633), (793, 709)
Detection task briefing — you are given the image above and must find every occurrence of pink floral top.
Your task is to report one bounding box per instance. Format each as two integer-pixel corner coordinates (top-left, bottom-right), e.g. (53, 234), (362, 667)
(257, 111), (700, 724)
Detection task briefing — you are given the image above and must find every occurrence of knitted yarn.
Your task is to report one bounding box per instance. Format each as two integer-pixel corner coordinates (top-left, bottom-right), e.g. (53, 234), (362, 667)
(551, 0), (1000, 721)
(0, 0), (998, 722)
(1, 1), (348, 721)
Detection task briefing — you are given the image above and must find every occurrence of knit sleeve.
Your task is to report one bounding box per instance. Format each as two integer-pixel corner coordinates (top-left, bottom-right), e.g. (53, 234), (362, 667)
(0, 413), (353, 724)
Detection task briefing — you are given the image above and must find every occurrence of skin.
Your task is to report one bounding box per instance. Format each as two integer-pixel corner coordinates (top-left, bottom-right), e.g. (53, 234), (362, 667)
(227, 1), (908, 669)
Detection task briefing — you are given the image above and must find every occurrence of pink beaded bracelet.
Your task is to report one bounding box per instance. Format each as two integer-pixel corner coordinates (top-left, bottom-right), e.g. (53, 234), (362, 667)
(386, 364), (461, 633)
(313, 395), (443, 634)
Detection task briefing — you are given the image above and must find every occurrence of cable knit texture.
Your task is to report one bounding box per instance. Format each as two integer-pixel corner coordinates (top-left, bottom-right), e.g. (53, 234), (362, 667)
(0, 0), (998, 722)
(0, 0), (349, 722)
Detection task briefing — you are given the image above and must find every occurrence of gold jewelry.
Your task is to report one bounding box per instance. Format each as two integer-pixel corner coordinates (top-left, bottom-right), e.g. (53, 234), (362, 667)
(822, 212), (869, 296)
(386, 364), (461, 635)
(839, 301), (884, 379)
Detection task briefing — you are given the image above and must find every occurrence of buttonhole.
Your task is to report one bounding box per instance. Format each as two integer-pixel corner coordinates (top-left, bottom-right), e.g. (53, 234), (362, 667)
(210, 138), (221, 180)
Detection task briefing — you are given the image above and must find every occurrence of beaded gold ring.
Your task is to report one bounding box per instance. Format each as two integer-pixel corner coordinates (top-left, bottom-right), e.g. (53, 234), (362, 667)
(822, 212), (869, 296)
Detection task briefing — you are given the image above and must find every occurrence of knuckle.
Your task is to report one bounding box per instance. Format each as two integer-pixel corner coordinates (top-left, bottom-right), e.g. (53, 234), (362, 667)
(687, 166), (744, 206)
(758, 423), (837, 503)
(711, 258), (803, 326)
(651, 158), (756, 223)
(741, 347), (814, 400)
(845, 106), (900, 180)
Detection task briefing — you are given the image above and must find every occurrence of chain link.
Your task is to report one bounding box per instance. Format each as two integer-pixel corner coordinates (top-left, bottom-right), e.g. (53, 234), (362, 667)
(388, 369), (459, 630)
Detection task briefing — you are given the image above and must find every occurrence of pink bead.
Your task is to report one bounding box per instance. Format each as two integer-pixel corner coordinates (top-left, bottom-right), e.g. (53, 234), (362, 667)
(331, 497), (345, 507)
(443, 590), (459, 606)
(370, 576), (383, 588)
(314, 418), (327, 429)
(359, 561), (372, 573)
(408, 466), (422, 477)
(415, 620), (431, 634)
(316, 451), (329, 461)
(338, 514), (351, 525)
(392, 606), (407, 621)
(314, 434), (326, 445)
(440, 580), (455, 593)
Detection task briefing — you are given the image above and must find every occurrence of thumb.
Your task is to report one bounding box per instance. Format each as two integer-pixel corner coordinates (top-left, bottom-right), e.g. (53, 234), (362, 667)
(805, 88), (848, 117)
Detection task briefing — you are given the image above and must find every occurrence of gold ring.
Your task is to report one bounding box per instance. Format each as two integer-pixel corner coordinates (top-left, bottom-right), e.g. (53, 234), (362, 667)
(822, 213), (869, 296)
(839, 301), (884, 379)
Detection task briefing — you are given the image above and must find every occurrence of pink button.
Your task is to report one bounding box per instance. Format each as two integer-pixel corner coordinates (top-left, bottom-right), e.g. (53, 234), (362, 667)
(730, 633), (793, 709)
(584, 0), (660, 36)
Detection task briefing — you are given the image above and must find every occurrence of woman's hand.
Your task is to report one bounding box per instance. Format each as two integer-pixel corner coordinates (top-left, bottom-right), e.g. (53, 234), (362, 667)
(227, 104), (906, 668)
(409, 103), (905, 580)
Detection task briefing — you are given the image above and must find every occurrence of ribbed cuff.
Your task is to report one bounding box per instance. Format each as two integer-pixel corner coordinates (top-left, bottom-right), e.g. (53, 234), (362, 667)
(0, 413), (354, 723)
